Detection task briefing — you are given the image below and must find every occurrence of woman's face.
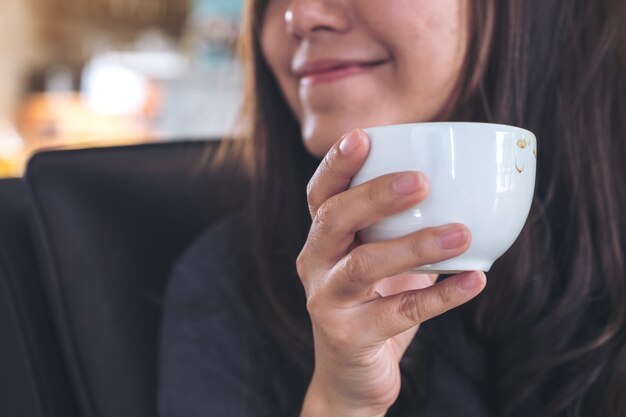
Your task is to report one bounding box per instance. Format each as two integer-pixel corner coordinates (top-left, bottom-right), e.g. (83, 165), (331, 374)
(261, 0), (470, 158)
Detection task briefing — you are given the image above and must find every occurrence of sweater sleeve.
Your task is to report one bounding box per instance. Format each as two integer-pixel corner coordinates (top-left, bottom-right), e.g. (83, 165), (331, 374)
(157, 217), (285, 417)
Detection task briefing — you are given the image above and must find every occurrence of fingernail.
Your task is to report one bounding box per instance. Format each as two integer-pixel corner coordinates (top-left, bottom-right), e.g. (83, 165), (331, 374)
(392, 173), (422, 195)
(437, 225), (469, 249)
(457, 272), (483, 291)
(339, 129), (362, 155)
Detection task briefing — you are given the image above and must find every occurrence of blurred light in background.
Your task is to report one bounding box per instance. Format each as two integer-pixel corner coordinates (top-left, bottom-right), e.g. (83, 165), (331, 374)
(0, 122), (25, 178)
(0, 0), (245, 178)
(83, 61), (151, 115)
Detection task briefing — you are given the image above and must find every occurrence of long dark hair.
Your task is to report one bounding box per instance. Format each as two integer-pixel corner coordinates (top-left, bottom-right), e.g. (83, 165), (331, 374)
(224, 0), (626, 416)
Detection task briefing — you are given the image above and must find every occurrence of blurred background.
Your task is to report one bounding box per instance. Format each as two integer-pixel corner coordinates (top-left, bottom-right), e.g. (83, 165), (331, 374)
(0, 0), (244, 177)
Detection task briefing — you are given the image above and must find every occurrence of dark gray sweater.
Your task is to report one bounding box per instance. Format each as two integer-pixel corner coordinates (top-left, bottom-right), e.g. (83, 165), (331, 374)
(158, 213), (491, 416)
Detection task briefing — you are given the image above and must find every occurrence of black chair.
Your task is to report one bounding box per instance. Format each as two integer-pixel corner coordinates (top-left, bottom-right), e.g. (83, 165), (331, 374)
(0, 178), (80, 417)
(24, 140), (246, 417)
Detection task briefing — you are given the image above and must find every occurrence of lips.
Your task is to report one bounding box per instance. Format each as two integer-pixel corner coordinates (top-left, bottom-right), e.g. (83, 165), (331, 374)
(295, 59), (389, 85)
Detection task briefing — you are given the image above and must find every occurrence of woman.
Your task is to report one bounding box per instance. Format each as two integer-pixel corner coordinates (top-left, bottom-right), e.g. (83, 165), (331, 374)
(158, 0), (626, 416)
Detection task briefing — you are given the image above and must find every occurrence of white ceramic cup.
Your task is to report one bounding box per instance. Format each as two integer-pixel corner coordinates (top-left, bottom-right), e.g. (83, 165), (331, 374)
(349, 122), (537, 273)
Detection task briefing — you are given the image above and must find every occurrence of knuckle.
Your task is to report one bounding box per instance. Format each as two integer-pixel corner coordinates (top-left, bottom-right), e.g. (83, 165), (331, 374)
(305, 293), (322, 318)
(408, 235), (431, 261)
(397, 292), (426, 324)
(297, 246), (318, 300)
(295, 250), (307, 280)
(342, 249), (371, 285)
(396, 282), (461, 324)
(421, 285), (456, 318)
(365, 181), (386, 207)
(433, 283), (455, 307)
(409, 228), (443, 263)
(313, 200), (337, 234)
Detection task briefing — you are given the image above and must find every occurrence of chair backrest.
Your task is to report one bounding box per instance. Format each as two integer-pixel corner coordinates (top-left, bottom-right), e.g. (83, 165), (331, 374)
(0, 178), (80, 417)
(24, 140), (246, 417)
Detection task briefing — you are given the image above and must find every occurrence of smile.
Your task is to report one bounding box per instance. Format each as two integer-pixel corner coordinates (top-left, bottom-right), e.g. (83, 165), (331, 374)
(299, 60), (389, 86)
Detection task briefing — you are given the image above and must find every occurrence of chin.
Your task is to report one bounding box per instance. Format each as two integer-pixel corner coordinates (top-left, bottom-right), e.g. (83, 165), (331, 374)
(300, 113), (407, 159)
(301, 134), (332, 159)
(300, 118), (348, 159)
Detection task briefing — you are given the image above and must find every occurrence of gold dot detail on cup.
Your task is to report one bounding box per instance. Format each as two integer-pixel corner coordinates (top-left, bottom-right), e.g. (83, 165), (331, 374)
(514, 137), (534, 173)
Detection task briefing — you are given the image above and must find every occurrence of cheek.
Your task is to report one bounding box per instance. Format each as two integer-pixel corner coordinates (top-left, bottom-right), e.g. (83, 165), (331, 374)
(382, 6), (468, 116)
(377, 1), (467, 80)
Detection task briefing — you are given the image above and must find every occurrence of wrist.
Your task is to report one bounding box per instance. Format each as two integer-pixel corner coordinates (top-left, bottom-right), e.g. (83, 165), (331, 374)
(300, 376), (389, 417)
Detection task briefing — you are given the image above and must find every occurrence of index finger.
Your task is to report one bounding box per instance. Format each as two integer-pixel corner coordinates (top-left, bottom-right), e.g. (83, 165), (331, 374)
(307, 128), (370, 220)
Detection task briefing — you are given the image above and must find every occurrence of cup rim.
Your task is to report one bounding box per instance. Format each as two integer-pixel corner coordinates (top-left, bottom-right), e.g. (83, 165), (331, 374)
(363, 121), (535, 139)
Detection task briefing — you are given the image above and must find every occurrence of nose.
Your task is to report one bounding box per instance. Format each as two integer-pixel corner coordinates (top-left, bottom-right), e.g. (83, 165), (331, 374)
(285, 0), (350, 40)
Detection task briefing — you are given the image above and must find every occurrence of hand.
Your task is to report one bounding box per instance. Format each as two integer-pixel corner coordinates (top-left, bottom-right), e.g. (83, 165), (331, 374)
(297, 129), (487, 417)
